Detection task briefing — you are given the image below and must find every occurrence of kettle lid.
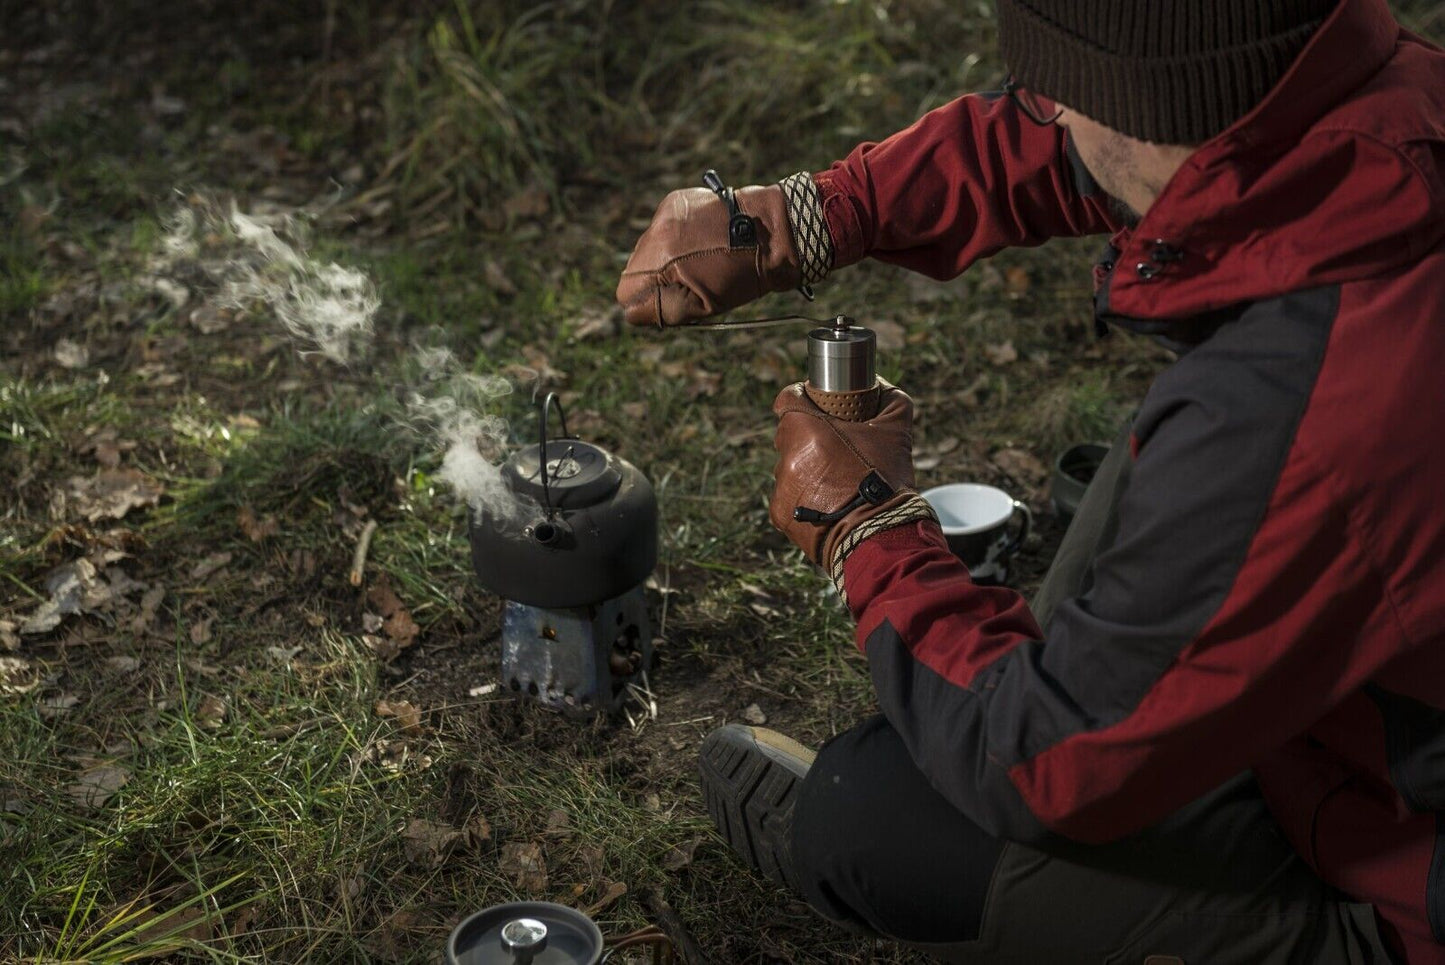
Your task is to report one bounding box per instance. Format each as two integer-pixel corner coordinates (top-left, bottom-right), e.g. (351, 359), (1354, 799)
(504, 440), (621, 510)
(447, 902), (603, 965)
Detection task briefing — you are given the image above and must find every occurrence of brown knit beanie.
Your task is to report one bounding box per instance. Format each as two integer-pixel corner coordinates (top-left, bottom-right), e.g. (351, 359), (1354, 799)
(996, 0), (1340, 144)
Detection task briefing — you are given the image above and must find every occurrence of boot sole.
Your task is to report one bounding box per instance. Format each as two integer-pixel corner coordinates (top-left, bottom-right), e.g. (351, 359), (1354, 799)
(698, 724), (813, 893)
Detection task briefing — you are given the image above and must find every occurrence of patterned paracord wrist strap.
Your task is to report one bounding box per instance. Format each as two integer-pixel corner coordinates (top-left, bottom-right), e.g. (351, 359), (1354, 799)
(780, 172), (835, 288)
(829, 493), (938, 607)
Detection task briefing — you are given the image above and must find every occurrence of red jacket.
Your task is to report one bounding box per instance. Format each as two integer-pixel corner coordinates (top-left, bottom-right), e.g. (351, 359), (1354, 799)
(813, 0), (1445, 959)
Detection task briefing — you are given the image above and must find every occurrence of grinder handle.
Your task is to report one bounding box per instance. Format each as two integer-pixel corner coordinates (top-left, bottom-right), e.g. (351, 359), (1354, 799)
(804, 381), (882, 422)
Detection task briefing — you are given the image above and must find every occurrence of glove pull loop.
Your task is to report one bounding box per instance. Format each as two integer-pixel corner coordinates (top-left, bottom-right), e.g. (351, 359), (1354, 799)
(702, 169), (758, 248)
(793, 470), (895, 525)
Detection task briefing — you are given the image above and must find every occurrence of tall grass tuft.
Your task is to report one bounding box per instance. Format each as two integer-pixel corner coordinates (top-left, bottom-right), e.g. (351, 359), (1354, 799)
(381, 0), (1000, 229)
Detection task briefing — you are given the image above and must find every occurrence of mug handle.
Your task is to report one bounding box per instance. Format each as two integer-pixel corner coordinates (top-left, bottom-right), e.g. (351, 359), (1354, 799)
(1004, 500), (1032, 557)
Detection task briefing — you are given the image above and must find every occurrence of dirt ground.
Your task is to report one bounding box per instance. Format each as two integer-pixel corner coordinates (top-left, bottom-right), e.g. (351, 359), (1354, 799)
(6, 3), (1439, 963)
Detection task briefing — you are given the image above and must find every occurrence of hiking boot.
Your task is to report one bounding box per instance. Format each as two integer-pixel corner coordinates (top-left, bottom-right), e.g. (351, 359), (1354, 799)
(698, 723), (816, 893)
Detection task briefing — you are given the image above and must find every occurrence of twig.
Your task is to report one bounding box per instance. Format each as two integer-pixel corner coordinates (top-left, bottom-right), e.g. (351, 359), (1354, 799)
(349, 520), (379, 587)
(642, 889), (710, 965)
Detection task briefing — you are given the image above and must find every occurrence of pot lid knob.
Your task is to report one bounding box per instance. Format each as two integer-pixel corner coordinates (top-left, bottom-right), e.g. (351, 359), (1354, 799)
(500, 918), (548, 963)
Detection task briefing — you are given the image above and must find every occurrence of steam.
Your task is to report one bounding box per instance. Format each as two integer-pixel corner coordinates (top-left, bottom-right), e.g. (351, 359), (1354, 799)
(151, 197), (529, 524)
(403, 348), (528, 524)
(223, 210), (378, 364)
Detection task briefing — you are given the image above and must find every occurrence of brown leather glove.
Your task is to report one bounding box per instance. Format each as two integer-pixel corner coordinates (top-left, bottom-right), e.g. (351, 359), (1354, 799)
(770, 382), (938, 597)
(616, 184), (801, 328)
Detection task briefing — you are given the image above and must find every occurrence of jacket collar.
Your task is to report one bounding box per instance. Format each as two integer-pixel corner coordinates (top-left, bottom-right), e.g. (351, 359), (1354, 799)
(1101, 0), (1435, 329)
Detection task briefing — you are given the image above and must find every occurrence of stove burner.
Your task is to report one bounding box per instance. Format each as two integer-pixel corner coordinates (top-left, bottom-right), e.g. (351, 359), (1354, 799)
(502, 586), (652, 715)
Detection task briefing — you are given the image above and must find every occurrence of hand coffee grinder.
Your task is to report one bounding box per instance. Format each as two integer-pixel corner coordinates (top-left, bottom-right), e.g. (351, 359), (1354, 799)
(803, 314), (880, 421)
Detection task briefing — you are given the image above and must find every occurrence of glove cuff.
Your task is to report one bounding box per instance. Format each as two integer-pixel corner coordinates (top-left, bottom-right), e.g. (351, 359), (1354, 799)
(829, 492), (938, 607)
(780, 172), (835, 288)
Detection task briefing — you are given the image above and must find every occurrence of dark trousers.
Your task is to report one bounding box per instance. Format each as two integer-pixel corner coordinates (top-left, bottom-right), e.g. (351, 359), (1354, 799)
(790, 426), (1396, 963)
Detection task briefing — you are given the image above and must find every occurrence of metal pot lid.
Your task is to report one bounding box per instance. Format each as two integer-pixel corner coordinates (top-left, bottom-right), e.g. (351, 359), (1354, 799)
(504, 441), (621, 510)
(447, 902), (603, 965)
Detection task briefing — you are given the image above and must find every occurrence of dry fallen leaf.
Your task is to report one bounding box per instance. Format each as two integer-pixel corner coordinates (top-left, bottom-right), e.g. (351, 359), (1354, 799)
(133, 363), (182, 387)
(578, 844), (606, 880)
(570, 306), (620, 341)
(104, 655), (142, 673)
(984, 341), (1019, 366)
(932, 436), (961, 456)
(662, 837), (703, 872)
(483, 258), (517, 297)
(132, 585), (165, 633)
(190, 552), (232, 581)
(367, 581), (403, 617)
(196, 694), (227, 729)
(584, 880), (628, 917)
(364, 634), (399, 662)
(375, 699), (423, 735)
(0, 620), (19, 652)
(67, 762), (130, 808)
(189, 616), (214, 645)
(499, 841), (548, 892)
(54, 338), (89, 369)
(88, 435), (127, 468)
(22, 558), (112, 634)
(0, 657), (39, 695)
(359, 738), (433, 773)
(383, 609), (419, 651)
(189, 303), (231, 334)
(503, 185), (550, 221)
(1004, 265), (1031, 295)
(66, 469), (164, 523)
(228, 903), (259, 938)
(401, 817), (467, 867)
(236, 505), (278, 542)
(992, 447), (1049, 486)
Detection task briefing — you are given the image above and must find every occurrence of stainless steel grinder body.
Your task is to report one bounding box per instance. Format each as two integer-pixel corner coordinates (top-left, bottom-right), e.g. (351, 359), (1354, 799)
(806, 323), (875, 393)
(805, 319), (881, 422)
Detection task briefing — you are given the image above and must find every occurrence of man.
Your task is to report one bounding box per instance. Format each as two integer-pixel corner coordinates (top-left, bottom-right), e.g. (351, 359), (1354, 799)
(617, 0), (1445, 961)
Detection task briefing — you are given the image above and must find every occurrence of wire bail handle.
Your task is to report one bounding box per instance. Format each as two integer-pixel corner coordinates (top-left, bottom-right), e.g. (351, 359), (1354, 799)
(537, 392), (574, 517)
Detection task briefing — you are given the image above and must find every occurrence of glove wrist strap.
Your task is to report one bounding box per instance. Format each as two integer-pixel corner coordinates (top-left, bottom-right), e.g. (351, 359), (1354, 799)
(829, 493), (938, 607)
(780, 172), (835, 289)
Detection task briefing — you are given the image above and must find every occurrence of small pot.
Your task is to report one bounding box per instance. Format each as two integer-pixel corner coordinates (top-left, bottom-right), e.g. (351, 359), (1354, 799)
(1050, 443), (1109, 523)
(447, 902), (604, 965)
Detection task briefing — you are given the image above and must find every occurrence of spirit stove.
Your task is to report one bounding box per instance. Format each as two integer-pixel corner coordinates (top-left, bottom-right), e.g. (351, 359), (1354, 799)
(469, 396), (657, 716)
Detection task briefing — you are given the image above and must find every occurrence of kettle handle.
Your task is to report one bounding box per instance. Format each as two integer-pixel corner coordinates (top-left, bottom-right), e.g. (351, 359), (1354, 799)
(538, 392), (574, 514)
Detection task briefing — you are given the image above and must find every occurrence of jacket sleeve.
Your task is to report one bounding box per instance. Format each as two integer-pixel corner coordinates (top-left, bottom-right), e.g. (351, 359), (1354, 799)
(841, 289), (1392, 845)
(814, 92), (1118, 279)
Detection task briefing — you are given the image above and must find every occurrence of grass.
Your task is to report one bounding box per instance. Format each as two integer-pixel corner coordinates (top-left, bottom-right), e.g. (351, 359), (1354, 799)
(3, 1), (1441, 962)
(379, 0), (997, 230)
